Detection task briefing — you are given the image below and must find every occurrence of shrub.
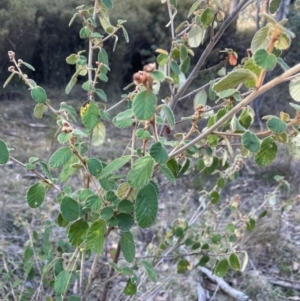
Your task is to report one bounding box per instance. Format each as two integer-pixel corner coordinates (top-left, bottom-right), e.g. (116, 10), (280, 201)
(1, 0), (300, 300)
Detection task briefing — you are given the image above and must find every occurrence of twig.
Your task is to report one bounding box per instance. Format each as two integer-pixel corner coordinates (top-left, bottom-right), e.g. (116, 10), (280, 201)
(199, 267), (251, 301)
(105, 97), (126, 113)
(171, 0), (251, 109)
(100, 241), (121, 301)
(168, 62), (300, 159)
(84, 255), (99, 298)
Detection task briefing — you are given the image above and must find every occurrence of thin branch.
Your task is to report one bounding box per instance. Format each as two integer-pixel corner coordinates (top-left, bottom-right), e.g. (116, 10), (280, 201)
(9, 156), (63, 193)
(84, 255), (99, 298)
(168, 62), (300, 159)
(100, 241), (121, 301)
(105, 97), (126, 113)
(171, 0), (251, 109)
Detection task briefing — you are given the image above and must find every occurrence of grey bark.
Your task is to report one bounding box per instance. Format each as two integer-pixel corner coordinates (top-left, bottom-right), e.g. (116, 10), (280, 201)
(276, 0), (291, 21)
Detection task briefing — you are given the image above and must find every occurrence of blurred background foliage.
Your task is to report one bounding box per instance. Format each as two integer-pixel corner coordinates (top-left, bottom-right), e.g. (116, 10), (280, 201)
(1, 0), (300, 122)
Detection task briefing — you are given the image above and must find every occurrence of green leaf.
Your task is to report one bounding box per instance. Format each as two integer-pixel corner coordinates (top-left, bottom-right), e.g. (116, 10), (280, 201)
(98, 48), (109, 70)
(127, 156), (154, 189)
(31, 86), (47, 103)
(213, 69), (257, 92)
(253, 49), (277, 70)
(188, 24), (204, 48)
(101, 0), (113, 9)
(79, 26), (91, 39)
(133, 90), (157, 121)
(266, 117), (286, 133)
(180, 44), (188, 60)
(116, 213), (134, 231)
(99, 155), (131, 179)
(95, 89), (107, 102)
(38, 161), (53, 180)
(57, 133), (72, 144)
(251, 26), (270, 53)
(239, 106), (255, 129)
(92, 121), (106, 146)
(242, 131), (261, 152)
(49, 147), (72, 169)
(161, 104), (175, 129)
(275, 33), (291, 50)
(3, 73), (15, 88)
(81, 100), (99, 129)
(60, 196), (80, 221)
(210, 191), (220, 204)
(193, 89), (207, 110)
(188, 0), (202, 17)
(166, 158), (179, 178)
(198, 255), (210, 266)
(150, 142), (168, 163)
(22, 61), (35, 71)
(66, 54), (77, 64)
(54, 270), (71, 294)
(277, 57), (289, 72)
(135, 182), (158, 228)
(34, 103), (48, 118)
(247, 218), (256, 231)
(68, 219), (89, 246)
(254, 137), (277, 166)
(85, 194), (102, 211)
(85, 219), (106, 254)
(87, 158), (103, 178)
(136, 129), (151, 139)
(178, 158), (190, 177)
(229, 253), (241, 271)
(201, 7), (214, 27)
(289, 77), (300, 102)
(121, 231), (135, 263)
(150, 70), (165, 81)
(244, 58), (262, 89)
(0, 139), (9, 165)
(121, 25), (129, 42)
(177, 258), (190, 274)
(26, 182), (45, 208)
(101, 207), (114, 220)
(159, 164), (176, 185)
(57, 213), (69, 227)
(141, 261), (157, 283)
(270, 0), (282, 13)
(214, 259), (229, 277)
(124, 279), (137, 296)
(181, 56), (190, 73)
(170, 61), (181, 75)
(118, 200), (134, 214)
(157, 53), (169, 66)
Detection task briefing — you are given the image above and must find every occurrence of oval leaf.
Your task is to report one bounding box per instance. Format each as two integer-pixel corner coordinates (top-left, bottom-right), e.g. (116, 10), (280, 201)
(0, 139), (9, 165)
(133, 90), (157, 121)
(31, 86), (47, 103)
(135, 182), (158, 229)
(150, 142), (168, 163)
(214, 258), (229, 277)
(26, 182), (45, 208)
(266, 117), (286, 133)
(229, 253), (241, 271)
(121, 231), (135, 263)
(60, 196), (80, 221)
(127, 156), (154, 189)
(254, 49), (277, 70)
(213, 69), (257, 93)
(54, 270), (71, 295)
(49, 147), (72, 169)
(254, 137), (277, 166)
(242, 131), (261, 152)
(86, 219), (106, 254)
(141, 260), (157, 283)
